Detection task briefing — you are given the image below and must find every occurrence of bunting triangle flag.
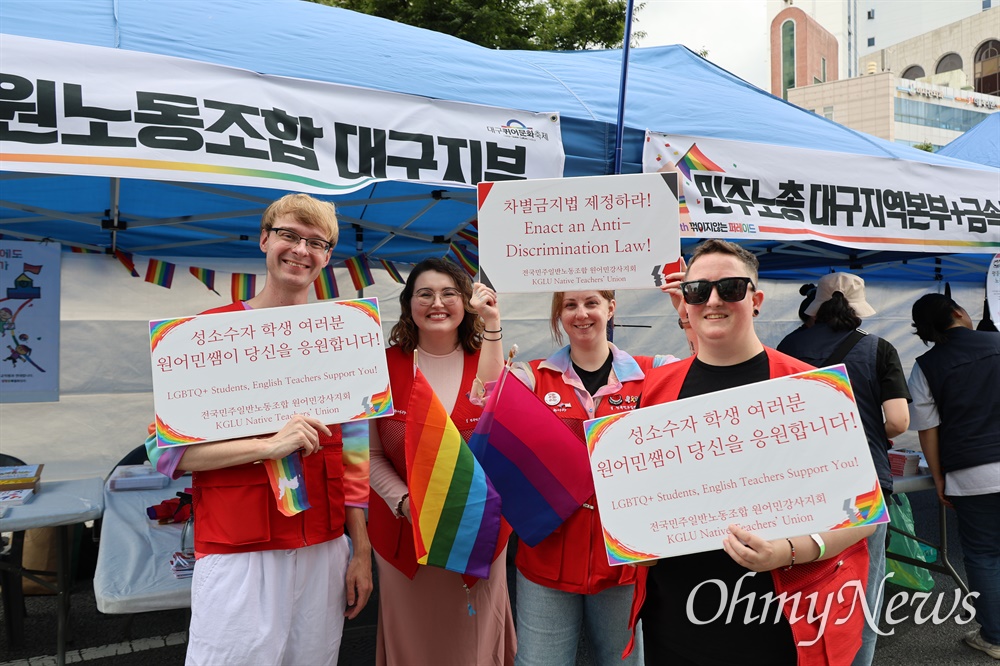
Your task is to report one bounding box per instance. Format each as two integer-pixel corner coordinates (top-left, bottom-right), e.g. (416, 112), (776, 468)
(114, 249), (140, 277)
(379, 258), (405, 284)
(448, 242), (478, 277)
(262, 451), (311, 517)
(314, 266), (340, 300)
(189, 266), (220, 295)
(468, 366), (594, 547)
(344, 255), (375, 291)
(405, 367), (501, 579)
(144, 258), (175, 288)
(456, 220), (479, 247)
(231, 273), (256, 301)
(676, 143), (725, 182)
(70, 246), (100, 254)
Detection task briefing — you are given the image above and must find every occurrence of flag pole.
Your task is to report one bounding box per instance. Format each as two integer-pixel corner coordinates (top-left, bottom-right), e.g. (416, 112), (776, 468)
(612, 0), (636, 176)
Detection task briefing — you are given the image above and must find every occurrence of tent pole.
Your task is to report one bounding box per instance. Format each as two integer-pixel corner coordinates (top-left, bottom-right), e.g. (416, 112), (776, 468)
(355, 225), (364, 299)
(109, 177), (121, 251)
(612, 0), (636, 176)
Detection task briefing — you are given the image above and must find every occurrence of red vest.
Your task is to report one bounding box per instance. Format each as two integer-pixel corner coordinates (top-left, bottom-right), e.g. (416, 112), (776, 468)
(368, 346), (512, 587)
(514, 356), (657, 595)
(190, 301), (346, 555)
(624, 348), (869, 665)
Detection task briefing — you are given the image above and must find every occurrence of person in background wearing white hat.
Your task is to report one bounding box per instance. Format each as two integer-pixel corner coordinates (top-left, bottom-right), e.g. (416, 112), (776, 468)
(777, 271), (911, 666)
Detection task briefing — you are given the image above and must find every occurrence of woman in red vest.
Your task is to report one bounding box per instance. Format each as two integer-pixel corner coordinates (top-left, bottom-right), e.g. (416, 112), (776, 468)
(368, 258), (515, 665)
(473, 283), (689, 666)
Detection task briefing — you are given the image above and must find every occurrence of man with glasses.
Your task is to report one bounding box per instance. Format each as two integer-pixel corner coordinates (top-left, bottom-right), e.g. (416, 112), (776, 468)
(623, 239), (873, 666)
(146, 193), (372, 666)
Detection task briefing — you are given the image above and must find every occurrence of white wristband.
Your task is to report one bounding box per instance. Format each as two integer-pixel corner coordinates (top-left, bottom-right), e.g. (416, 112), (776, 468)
(809, 533), (826, 561)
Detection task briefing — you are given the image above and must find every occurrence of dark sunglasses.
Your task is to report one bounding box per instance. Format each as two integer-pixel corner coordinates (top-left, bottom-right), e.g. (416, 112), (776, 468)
(680, 277), (755, 305)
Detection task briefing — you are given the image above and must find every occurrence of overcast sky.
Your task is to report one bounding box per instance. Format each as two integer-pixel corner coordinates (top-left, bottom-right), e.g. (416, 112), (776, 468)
(637, 0), (772, 90)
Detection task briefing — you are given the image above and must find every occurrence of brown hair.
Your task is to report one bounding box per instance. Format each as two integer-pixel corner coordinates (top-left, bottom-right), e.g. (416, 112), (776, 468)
(388, 258), (484, 354)
(549, 291), (615, 345)
(261, 193), (339, 245)
(686, 239), (759, 283)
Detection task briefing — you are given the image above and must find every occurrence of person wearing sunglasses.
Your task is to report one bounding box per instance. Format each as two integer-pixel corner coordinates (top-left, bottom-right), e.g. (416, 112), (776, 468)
(472, 275), (692, 666)
(626, 239), (874, 666)
(777, 272), (911, 666)
(367, 258), (516, 665)
(144, 194), (372, 666)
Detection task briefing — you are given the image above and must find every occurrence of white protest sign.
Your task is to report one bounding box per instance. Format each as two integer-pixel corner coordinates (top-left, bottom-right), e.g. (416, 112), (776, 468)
(585, 365), (887, 565)
(477, 173), (681, 293)
(988, 254), (1000, 328)
(150, 298), (392, 448)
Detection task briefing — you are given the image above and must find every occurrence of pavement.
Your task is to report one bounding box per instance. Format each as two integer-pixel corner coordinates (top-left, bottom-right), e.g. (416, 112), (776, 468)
(1, 488), (996, 665)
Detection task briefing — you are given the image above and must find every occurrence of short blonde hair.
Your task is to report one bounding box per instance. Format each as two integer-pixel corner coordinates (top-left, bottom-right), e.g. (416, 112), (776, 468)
(261, 194), (339, 245)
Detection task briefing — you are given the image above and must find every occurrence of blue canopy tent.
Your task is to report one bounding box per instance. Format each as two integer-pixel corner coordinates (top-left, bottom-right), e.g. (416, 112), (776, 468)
(938, 112), (1000, 168)
(1, 0), (996, 280)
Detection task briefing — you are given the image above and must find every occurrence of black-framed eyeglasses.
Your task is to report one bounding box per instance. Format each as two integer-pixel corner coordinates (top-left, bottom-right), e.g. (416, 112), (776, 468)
(269, 227), (333, 253)
(680, 277), (755, 305)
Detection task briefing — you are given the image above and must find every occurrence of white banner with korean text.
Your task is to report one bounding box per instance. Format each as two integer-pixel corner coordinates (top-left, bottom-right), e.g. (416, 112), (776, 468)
(585, 365), (889, 565)
(0, 34), (564, 194)
(477, 173), (682, 293)
(0, 241), (60, 403)
(643, 131), (1000, 254)
(150, 298), (392, 448)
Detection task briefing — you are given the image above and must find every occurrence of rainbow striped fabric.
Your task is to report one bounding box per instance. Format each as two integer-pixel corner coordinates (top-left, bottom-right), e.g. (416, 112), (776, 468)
(314, 266), (340, 300)
(263, 452), (311, 517)
(189, 266), (220, 295)
(70, 246), (100, 254)
(114, 249), (139, 277)
(344, 255), (375, 291)
(405, 367), (501, 579)
(456, 221), (479, 247)
(379, 258), (405, 284)
(144, 258), (175, 288)
(676, 143), (725, 181)
(448, 242), (478, 277)
(231, 273), (256, 301)
(468, 367), (594, 546)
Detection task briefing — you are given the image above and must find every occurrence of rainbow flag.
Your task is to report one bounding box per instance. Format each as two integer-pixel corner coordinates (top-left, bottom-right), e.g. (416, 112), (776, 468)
(114, 249), (139, 277)
(678, 194), (690, 216)
(456, 221), (479, 247)
(314, 266), (340, 300)
(448, 242), (478, 277)
(144, 258), (175, 288)
(263, 452), (311, 517)
(344, 255), (375, 291)
(379, 258), (405, 284)
(676, 143), (725, 181)
(189, 266), (220, 295)
(70, 246), (100, 254)
(405, 368), (501, 579)
(231, 273), (256, 302)
(468, 367), (594, 546)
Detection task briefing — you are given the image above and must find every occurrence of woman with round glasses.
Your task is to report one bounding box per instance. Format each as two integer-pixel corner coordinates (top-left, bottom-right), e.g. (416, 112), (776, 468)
(472, 278), (691, 666)
(630, 240), (874, 666)
(368, 258), (515, 665)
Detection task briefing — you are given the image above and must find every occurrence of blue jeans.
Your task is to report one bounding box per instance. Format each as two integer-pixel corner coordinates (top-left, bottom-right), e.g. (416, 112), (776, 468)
(951, 492), (1000, 645)
(514, 571), (642, 666)
(851, 521), (887, 666)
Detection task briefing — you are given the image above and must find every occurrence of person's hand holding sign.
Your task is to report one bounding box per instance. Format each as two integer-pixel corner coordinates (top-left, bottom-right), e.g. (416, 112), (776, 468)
(260, 414), (331, 460)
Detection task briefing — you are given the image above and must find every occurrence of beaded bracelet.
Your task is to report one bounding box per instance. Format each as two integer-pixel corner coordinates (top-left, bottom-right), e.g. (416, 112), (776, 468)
(784, 538), (796, 570)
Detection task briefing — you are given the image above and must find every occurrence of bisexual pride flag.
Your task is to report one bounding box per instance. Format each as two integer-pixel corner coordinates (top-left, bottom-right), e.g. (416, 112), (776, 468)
(468, 366), (594, 546)
(676, 143), (725, 182)
(263, 451), (311, 517)
(405, 367), (501, 579)
(144, 258), (175, 289)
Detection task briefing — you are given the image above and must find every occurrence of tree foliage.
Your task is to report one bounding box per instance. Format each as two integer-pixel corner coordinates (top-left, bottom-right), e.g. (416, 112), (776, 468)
(308, 0), (644, 50)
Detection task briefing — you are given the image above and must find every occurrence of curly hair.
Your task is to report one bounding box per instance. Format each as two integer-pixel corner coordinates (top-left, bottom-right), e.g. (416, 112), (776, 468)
(815, 292), (863, 332)
(388, 258), (484, 354)
(549, 291), (615, 345)
(911, 293), (963, 345)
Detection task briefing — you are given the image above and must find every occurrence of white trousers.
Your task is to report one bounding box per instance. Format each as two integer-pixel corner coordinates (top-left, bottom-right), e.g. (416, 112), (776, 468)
(185, 536), (350, 666)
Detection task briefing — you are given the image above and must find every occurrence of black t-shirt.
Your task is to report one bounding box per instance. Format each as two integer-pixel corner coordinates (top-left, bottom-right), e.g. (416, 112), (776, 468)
(572, 349), (613, 396)
(641, 351), (797, 666)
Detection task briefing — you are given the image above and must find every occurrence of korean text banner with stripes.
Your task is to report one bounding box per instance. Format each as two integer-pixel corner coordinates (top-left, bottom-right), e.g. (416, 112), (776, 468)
(643, 131), (999, 254)
(0, 35), (565, 194)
